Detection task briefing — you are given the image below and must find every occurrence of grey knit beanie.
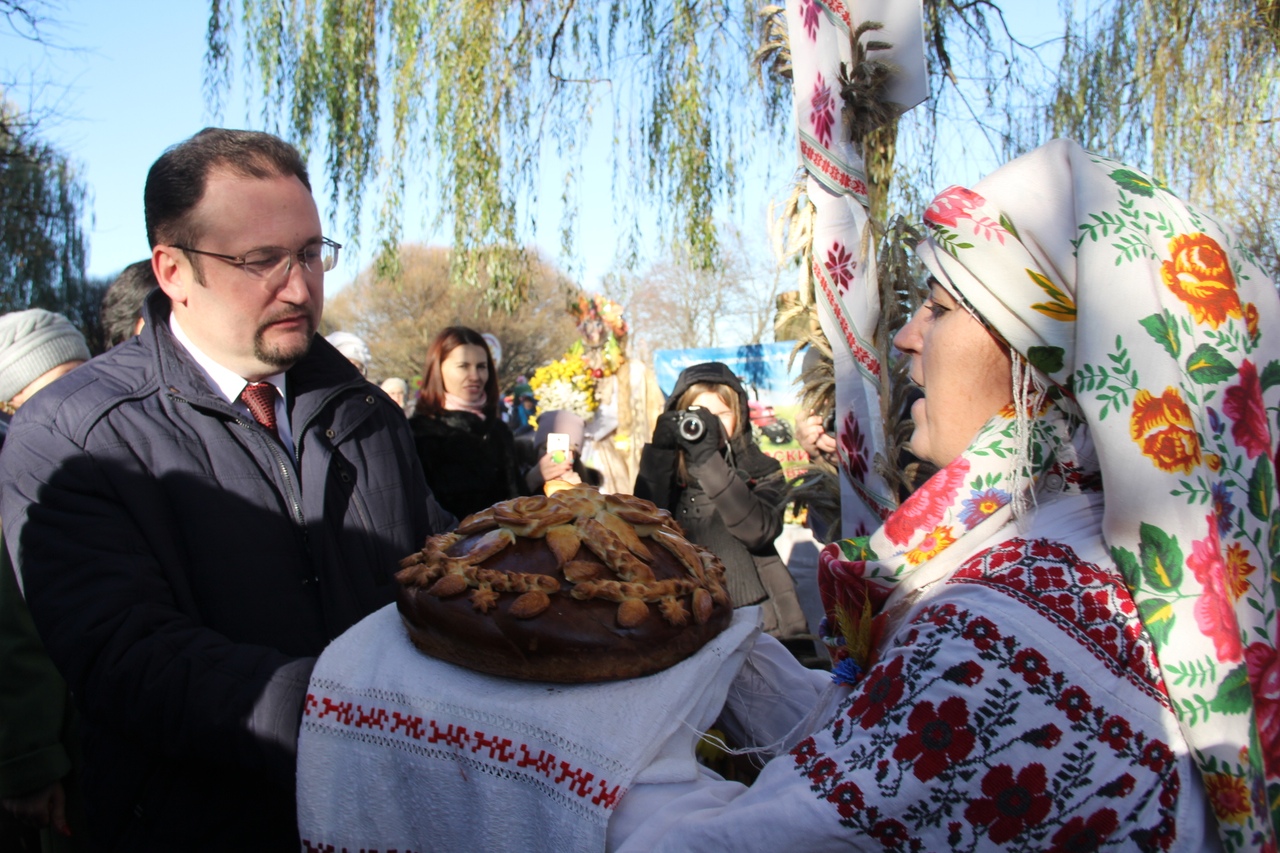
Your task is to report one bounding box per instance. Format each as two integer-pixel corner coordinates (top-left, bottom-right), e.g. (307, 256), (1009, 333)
(0, 309), (91, 402)
(325, 331), (371, 366)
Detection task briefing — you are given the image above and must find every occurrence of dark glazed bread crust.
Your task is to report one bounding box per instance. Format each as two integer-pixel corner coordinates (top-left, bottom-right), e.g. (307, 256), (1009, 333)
(395, 488), (733, 682)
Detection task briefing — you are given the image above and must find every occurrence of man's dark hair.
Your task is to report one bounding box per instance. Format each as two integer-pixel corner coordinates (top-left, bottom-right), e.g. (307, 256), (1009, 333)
(100, 260), (159, 346)
(144, 128), (311, 249)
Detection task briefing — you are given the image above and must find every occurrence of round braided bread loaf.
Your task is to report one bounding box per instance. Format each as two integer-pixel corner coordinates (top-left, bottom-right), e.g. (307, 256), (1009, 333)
(395, 486), (733, 682)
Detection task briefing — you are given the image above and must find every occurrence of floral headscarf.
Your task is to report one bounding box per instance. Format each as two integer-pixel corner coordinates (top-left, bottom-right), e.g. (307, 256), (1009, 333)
(822, 139), (1279, 850)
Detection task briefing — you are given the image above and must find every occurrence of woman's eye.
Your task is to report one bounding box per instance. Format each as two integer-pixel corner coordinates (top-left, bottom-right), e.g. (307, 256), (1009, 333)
(925, 299), (949, 319)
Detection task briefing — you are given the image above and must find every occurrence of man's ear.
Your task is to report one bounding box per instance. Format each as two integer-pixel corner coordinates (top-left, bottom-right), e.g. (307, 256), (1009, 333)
(153, 246), (190, 306)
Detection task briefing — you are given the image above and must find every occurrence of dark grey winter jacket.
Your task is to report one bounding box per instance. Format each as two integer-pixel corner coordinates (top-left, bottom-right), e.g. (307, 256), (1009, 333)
(0, 291), (452, 851)
(633, 362), (807, 639)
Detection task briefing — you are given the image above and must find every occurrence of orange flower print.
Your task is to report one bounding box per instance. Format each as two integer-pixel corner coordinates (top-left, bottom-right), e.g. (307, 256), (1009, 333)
(905, 525), (956, 566)
(1129, 387), (1202, 474)
(1223, 543), (1257, 601)
(1203, 773), (1251, 825)
(1243, 302), (1260, 342)
(1161, 233), (1242, 329)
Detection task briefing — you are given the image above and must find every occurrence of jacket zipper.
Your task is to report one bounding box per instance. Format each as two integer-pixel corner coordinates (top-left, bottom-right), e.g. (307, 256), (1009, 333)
(171, 380), (373, 542)
(165, 389), (308, 529)
(236, 416), (306, 529)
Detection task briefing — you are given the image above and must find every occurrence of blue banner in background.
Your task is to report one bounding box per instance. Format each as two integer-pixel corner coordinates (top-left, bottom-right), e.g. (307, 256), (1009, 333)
(652, 343), (813, 480)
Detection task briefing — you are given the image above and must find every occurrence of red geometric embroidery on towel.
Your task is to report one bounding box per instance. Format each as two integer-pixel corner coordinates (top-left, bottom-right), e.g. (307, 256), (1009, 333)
(305, 694), (623, 809)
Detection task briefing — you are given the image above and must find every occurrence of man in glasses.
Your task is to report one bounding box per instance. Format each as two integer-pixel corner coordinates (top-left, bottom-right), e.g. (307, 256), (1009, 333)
(0, 128), (452, 851)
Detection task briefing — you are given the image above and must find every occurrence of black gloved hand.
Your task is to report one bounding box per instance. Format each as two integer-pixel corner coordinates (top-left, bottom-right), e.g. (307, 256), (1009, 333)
(676, 406), (723, 466)
(650, 410), (682, 449)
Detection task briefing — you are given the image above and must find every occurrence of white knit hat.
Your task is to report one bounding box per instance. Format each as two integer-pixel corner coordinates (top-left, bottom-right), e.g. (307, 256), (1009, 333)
(0, 309), (91, 402)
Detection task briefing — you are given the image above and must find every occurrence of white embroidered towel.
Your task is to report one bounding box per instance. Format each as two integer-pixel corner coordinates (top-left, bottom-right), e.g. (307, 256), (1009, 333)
(297, 603), (760, 853)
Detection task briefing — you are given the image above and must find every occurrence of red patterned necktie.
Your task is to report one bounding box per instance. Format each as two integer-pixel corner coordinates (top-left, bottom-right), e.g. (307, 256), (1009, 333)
(239, 381), (279, 436)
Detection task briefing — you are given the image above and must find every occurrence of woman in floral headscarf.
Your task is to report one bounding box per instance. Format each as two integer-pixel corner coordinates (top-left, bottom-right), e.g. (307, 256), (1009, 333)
(606, 140), (1278, 852)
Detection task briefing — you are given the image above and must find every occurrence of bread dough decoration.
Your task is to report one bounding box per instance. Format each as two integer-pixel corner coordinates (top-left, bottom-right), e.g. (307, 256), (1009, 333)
(396, 485), (733, 682)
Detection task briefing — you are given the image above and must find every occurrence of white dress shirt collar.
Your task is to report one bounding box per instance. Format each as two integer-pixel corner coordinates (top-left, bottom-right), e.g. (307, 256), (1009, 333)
(169, 313), (295, 454)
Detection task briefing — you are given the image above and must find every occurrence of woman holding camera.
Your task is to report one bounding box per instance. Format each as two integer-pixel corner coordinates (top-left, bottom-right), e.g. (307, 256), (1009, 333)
(634, 362), (808, 642)
(410, 326), (522, 520)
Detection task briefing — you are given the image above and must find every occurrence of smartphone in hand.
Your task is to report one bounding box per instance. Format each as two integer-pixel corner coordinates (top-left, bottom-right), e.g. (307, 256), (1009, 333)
(547, 432), (570, 464)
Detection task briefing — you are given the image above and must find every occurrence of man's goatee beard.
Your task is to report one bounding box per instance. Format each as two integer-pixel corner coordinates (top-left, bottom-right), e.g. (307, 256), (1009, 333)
(255, 324), (315, 370)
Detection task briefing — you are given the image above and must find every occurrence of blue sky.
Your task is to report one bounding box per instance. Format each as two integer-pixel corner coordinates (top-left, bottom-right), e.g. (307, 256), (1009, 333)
(4, 3), (217, 281)
(2, 2), (796, 296)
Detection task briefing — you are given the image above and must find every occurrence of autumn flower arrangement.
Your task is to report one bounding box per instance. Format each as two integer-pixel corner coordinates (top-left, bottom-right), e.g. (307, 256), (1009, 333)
(527, 295), (632, 422)
(574, 294), (628, 339)
(571, 294), (628, 378)
(528, 350), (598, 420)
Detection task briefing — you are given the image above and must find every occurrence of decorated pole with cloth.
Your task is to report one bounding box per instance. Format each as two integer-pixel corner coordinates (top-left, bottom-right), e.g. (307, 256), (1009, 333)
(783, 0), (927, 538)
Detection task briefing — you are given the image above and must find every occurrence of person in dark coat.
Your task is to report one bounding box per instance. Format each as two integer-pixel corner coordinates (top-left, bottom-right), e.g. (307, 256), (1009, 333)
(100, 259), (158, 348)
(0, 129), (452, 852)
(634, 362), (808, 640)
(0, 309), (92, 852)
(410, 326), (522, 519)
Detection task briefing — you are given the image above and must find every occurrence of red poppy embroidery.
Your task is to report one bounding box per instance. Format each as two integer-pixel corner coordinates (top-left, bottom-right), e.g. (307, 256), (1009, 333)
(1054, 686), (1092, 722)
(792, 737), (818, 763)
(961, 616), (1001, 652)
(892, 697), (976, 781)
(793, 548), (1184, 848)
(1099, 716), (1132, 750)
(846, 655), (906, 729)
(825, 781), (864, 818)
(808, 757), (838, 783)
(1137, 740), (1174, 773)
(1048, 808), (1118, 852)
(1010, 649), (1050, 685)
(868, 817), (912, 848)
(964, 763), (1052, 843)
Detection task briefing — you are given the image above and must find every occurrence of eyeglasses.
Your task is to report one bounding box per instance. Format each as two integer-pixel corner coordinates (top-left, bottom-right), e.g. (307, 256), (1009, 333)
(174, 237), (342, 282)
